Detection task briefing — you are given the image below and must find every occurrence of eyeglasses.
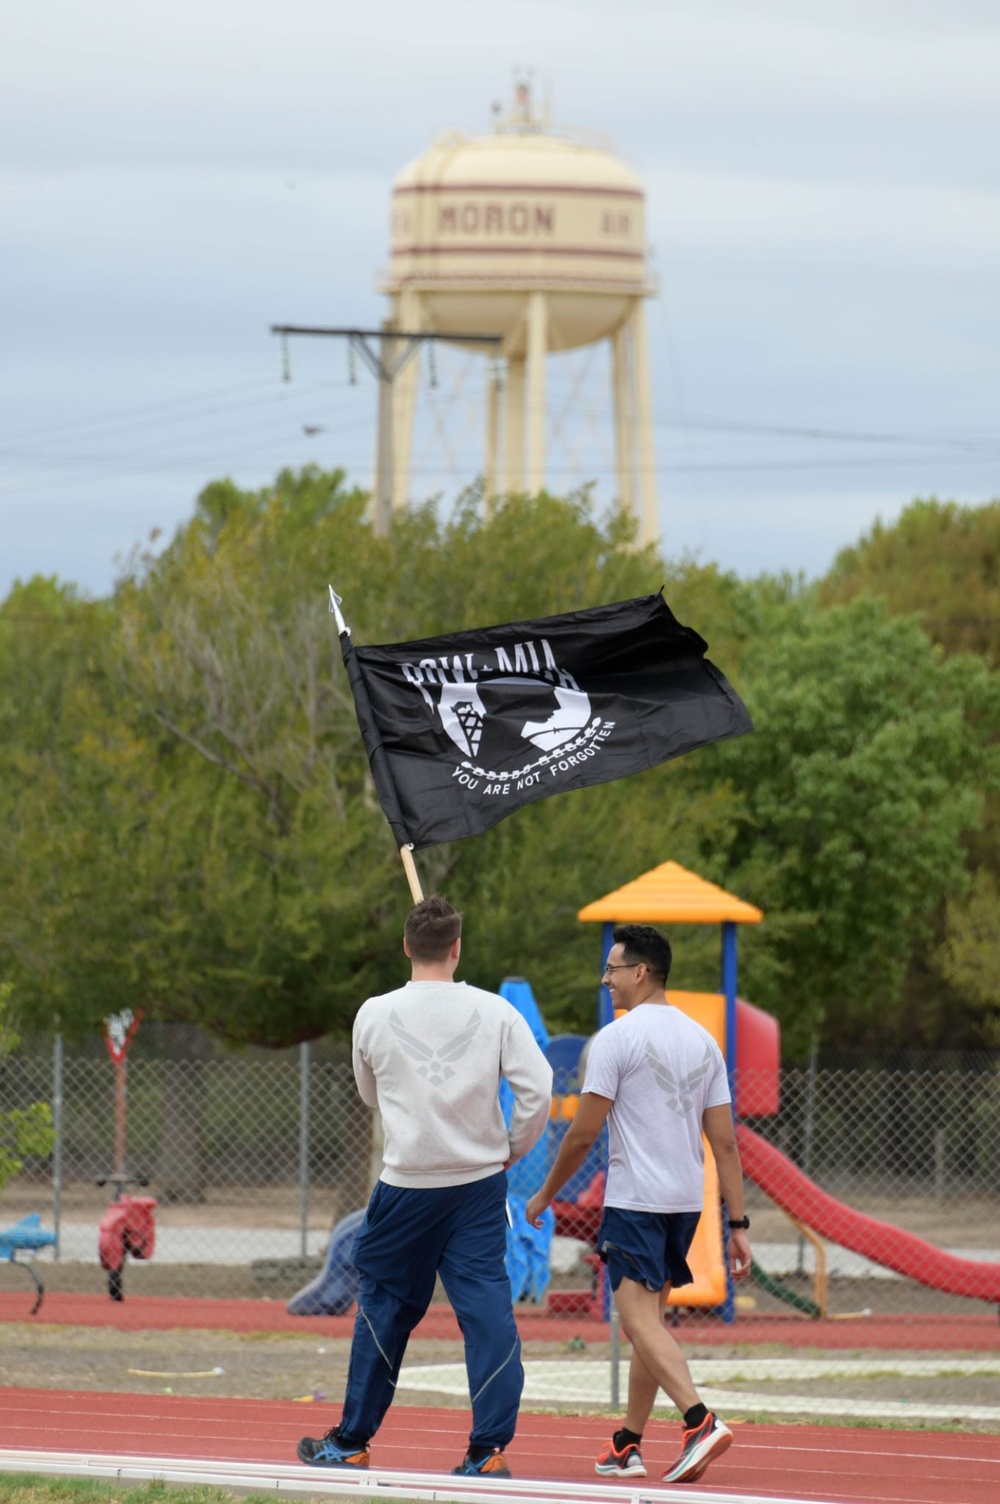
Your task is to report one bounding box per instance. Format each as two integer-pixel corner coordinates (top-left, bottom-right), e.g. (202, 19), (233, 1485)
(602, 961), (642, 975)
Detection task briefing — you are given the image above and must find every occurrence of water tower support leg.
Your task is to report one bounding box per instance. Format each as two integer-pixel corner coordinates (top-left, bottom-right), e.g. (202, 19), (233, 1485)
(503, 356), (526, 493)
(392, 292), (421, 514)
(629, 301), (658, 545)
(611, 323), (634, 513)
(485, 359), (502, 505)
(373, 324), (396, 536)
(526, 292), (548, 494)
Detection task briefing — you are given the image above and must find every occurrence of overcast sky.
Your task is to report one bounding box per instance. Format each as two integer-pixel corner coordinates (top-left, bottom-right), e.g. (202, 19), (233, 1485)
(2, 0), (999, 602)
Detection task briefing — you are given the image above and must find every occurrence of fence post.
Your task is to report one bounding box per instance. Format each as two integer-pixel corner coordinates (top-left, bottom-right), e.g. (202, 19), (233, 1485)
(52, 1031), (63, 1261)
(609, 1301), (620, 1409)
(797, 1040), (818, 1276)
(299, 1041), (310, 1260)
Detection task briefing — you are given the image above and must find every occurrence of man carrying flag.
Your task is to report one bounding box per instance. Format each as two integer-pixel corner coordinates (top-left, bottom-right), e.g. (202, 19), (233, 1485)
(297, 895), (552, 1478)
(321, 586), (752, 1482)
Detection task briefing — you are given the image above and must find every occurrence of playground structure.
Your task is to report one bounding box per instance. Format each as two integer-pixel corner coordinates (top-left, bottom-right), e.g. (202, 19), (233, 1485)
(289, 858), (1000, 1321)
(539, 860), (1000, 1319)
(0, 1212), (56, 1315)
(540, 861), (772, 1319)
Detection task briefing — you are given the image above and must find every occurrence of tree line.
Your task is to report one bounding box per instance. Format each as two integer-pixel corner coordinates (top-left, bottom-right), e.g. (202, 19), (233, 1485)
(2, 471), (999, 1060)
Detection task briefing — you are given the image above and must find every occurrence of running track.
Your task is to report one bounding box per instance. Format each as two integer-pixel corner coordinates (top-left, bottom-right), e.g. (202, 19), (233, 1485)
(2, 1389), (1000, 1504)
(2, 1293), (999, 1502)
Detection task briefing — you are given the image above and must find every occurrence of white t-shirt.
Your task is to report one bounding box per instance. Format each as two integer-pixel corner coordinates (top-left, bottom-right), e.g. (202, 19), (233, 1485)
(581, 1002), (731, 1213)
(353, 980), (553, 1189)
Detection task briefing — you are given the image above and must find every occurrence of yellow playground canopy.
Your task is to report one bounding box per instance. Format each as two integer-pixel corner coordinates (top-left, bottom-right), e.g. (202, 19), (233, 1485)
(577, 859), (763, 927)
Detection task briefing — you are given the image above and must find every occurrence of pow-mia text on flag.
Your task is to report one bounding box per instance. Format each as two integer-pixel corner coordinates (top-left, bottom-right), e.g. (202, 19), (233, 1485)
(337, 591), (752, 850)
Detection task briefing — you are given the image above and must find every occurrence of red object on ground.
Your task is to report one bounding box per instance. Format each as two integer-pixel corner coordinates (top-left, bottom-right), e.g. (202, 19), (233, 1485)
(545, 1253), (604, 1318)
(738, 1122), (1000, 1303)
(97, 1195), (157, 1275)
(3, 1388), (1000, 1504)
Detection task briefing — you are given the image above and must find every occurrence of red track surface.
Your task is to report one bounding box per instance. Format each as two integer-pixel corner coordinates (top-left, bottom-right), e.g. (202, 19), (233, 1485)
(3, 1294), (999, 1502)
(3, 1290), (999, 1349)
(3, 1388), (1000, 1504)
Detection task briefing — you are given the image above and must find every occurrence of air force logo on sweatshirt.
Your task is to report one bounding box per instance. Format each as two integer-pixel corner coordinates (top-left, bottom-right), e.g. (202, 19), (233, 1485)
(388, 1009), (483, 1086)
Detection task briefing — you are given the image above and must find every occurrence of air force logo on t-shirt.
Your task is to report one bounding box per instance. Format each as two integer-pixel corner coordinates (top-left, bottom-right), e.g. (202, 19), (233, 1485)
(644, 1041), (715, 1114)
(388, 1009), (482, 1086)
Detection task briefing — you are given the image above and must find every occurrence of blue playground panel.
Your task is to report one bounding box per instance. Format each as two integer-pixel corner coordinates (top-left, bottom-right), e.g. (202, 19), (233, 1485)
(0, 1212), (57, 1315)
(498, 978), (552, 1202)
(0, 1213), (56, 1260)
(543, 1033), (607, 1202)
(286, 1207), (365, 1316)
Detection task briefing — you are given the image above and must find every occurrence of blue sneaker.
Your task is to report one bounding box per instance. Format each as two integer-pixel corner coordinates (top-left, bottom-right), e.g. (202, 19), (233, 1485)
(452, 1448), (512, 1477)
(297, 1431), (370, 1468)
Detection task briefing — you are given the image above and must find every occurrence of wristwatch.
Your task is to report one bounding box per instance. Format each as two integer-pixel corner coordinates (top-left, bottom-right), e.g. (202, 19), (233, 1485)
(728, 1216), (750, 1230)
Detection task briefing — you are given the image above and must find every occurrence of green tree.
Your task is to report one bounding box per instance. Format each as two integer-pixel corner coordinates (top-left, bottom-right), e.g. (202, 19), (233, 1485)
(821, 498), (1000, 1047)
(0, 576), (201, 1040)
(0, 982), (54, 1192)
(821, 497), (1000, 660)
(686, 592), (1000, 1056)
(2, 471), (744, 1047)
(936, 869), (1000, 1048)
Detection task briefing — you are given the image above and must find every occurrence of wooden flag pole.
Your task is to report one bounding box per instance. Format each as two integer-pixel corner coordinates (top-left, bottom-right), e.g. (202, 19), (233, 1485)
(399, 845), (424, 903)
(330, 587), (426, 906)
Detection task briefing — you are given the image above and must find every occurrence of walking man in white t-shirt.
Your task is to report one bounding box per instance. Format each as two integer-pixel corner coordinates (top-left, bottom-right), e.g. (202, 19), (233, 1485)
(526, 922), (751, 1486)
(298, 895), (552, 1479)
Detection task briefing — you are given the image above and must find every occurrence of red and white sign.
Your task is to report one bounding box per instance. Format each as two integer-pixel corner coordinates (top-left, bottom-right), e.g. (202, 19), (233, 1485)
(103, 1009), (142, 1066)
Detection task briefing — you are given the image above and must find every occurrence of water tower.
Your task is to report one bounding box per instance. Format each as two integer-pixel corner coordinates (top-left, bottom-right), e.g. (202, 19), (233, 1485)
(380, 84), (659, 543)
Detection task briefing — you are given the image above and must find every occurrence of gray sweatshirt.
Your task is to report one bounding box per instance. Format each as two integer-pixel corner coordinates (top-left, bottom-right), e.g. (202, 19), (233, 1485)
(353, 979), (553, 1189)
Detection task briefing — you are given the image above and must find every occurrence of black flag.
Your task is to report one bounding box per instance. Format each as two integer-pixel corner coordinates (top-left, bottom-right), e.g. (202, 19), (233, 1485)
(340, 592), (751, 851)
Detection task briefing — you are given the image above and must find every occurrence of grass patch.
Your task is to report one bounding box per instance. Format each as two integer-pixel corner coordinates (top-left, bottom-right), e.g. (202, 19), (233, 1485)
(0, 1479), (235, 1503)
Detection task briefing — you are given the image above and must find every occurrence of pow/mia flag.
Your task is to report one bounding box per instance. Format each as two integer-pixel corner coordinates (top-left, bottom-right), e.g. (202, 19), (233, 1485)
(340, 591), (752, 850)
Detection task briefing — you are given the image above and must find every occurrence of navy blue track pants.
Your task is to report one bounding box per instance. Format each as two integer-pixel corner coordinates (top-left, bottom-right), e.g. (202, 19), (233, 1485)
(337, 1170), (523, 1450)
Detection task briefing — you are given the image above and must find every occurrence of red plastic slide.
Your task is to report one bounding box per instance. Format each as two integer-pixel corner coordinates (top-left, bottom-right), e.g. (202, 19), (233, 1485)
(737, 1122), (1000, 1304)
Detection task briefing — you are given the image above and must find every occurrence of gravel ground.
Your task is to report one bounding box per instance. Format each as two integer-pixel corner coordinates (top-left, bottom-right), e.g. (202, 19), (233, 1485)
(2, 1323), (998, 1433)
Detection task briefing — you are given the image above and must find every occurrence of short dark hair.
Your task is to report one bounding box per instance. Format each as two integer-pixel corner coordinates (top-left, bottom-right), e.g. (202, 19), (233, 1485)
(613, 923), (672, 984)
(404, 895), (462, 962)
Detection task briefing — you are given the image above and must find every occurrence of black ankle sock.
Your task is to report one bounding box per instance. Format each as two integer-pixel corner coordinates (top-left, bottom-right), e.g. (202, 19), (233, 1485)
(683, 1404), (709, 1430)
(331, 1430), (367, 1451)
(467, 1444), (498, 1464)
(614, 1427), (643, 1450)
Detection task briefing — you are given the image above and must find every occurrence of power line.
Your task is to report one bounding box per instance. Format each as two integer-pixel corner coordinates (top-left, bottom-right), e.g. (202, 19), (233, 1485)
(0, 379), (277, 446)
(0, 379), (366, 457)
(1, 370), (997, 499)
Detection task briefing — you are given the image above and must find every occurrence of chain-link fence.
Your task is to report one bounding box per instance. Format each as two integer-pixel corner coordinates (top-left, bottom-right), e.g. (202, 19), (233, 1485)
(4, 1038), (997, 1309)
(2, 1034), (999, 1418)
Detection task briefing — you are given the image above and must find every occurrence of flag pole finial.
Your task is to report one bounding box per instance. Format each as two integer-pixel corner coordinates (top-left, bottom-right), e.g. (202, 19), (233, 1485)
(328, 586), (348, 636)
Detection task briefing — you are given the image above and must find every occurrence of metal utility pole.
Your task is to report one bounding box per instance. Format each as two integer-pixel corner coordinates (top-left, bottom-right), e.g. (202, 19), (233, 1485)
(271, 324), (503, 535)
